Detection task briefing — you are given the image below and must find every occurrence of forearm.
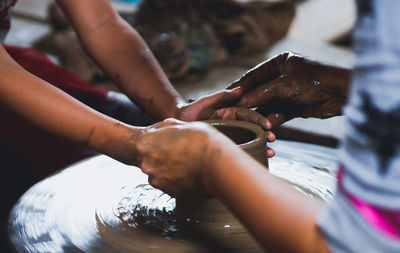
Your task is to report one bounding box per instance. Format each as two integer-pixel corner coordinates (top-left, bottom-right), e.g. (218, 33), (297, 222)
(0, 55), (142, 165)
(57, 0), (184, 120)
(203, 142), (330, 253)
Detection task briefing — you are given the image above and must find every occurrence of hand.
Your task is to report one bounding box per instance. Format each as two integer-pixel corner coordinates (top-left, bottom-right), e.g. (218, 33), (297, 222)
(103, 118), (186, 166)
(137, 122), (331, 253)
(228, 52), (351, 127)
(176, 88), (276, 157)
(137, 121), (226, 199)
(177, 87), (272, 130)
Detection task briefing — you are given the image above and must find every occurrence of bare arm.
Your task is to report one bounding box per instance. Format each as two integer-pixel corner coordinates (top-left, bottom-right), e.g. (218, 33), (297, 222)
(54, 0), (277, 132)
(203, 133), (330, 253)
(55, 0), (184, 121)
(137, 122), (331, 253)
(0, 45), (142, 165)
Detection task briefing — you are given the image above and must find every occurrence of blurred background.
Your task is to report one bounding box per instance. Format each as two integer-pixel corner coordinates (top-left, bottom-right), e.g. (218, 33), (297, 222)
(6, 0), (356, 143)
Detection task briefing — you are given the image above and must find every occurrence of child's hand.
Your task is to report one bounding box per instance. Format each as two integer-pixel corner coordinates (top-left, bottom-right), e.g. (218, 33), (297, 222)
(177, 88), (272, 130)
(176, 90), (276, 158)
(136, 121), (230, 199)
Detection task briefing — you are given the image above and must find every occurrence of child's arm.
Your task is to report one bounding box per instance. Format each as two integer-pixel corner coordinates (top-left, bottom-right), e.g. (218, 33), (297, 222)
(54, 0), (273, 130)
(203, 137), (331, 253)
(55, 0), (183, 121)
(0, 45), (143, 165)
(136, 122), (331, 253)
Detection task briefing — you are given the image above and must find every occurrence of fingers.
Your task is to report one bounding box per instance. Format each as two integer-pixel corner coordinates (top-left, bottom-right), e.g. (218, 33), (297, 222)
(147, 175), (176, 197)
(267, 131), (276, 142)
(210, 107), (277, 157)
(267, 148), (275, 158)
(137, 137), (174, 195)
(180, 88), (244, 121)
(227, 55), (282, 91)
(199, 87), (243, 109)
(212, 107), (272, 130)
(237, 76), (285, 108)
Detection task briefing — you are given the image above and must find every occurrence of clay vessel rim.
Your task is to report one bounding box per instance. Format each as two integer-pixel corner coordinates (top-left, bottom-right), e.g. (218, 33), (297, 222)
(203, 119), (265, 147)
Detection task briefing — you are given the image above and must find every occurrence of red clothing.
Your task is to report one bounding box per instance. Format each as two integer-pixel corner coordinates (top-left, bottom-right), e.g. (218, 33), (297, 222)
(0, 5), (149, 249)
(0, 44), (109, 250)
(1, 45), (108, 179)
(1, 0), (108, 181)
(0, 3), (113, 250)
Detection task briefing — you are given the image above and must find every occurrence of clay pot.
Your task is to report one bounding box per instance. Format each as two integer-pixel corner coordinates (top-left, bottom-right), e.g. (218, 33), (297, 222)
(204, 119), (268, 167)
(174, 119), (268, 250)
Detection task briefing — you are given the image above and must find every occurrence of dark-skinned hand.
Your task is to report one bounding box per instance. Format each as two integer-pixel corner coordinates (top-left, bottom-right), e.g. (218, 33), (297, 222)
(227, 52), (351, 128)
(177, 87), (276, 157)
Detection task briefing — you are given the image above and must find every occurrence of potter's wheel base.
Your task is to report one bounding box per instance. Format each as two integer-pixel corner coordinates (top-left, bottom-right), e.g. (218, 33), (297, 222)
(8, 140), (338, 252)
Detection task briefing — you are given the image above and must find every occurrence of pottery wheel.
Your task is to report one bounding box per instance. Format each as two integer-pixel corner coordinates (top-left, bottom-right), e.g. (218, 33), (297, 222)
(8, 140), (338, 252)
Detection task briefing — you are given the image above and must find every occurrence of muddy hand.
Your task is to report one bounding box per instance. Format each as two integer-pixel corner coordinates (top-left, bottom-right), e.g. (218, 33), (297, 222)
(177, 87), (272, 130)
(228, 51), (350, 128)
(110, 118), (185, 166)
(177, 88), (276, 157)
(137, 122), (223, 199)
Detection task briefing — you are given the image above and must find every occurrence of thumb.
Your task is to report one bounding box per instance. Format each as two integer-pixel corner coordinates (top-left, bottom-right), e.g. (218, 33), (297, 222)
(237, 76), (284, 108)
(227, 56), (281, 91)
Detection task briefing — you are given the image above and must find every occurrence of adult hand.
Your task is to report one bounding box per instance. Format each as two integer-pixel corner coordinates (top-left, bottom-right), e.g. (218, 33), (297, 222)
(136, 121), (231, 199)
(228, 52), (351, 127)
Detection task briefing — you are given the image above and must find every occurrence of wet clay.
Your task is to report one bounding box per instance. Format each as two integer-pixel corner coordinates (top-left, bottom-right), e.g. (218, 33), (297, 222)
(204, 119), (268, 167)
(214, 125), (256, 145)
(8, 140), (338, 253)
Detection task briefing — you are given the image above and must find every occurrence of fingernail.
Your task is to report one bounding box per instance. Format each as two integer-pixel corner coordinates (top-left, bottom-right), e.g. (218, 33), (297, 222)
(231, 87), (243, 96)
(267, 149), (275, 158)
(266, 120), (272, 130)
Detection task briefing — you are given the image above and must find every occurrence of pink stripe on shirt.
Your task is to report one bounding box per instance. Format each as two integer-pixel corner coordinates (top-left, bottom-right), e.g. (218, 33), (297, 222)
(338, 168), (400, 240)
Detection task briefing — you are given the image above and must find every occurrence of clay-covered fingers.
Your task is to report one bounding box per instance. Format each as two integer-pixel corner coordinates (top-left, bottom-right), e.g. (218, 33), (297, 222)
(236, 77), (283, 108)
(178, 87), (243, 122)
(137, 130), (177, 195)
(136, 122), (215, 198)
(210, 107), (276, 157)
(211, 107), (272, 130)
(194, 87), (243, 110)
(227, 55), (283, 91)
